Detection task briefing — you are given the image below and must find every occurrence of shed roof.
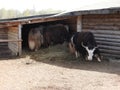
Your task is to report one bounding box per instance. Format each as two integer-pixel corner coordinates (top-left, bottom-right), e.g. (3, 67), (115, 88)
(0, 0), (120, 24)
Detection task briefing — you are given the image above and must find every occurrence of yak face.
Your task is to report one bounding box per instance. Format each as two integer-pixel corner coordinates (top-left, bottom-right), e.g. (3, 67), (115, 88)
(81, 42), (97, 61)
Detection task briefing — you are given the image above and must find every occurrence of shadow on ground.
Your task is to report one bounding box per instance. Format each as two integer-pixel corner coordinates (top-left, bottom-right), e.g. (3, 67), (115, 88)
(21, 44), (120, 75)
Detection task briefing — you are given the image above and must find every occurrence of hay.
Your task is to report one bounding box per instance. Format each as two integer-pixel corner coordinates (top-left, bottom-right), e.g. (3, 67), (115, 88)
(22, 43), (79, 62)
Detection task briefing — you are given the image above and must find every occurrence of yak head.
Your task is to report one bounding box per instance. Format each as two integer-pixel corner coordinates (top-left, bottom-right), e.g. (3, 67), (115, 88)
(81, 42), (101, 62)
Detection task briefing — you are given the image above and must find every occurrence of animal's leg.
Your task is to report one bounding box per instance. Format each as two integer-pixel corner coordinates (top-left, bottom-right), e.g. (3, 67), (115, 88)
(75, 51), (79, 58)
(69, 43), (75, 54)
(94, 54), (101, 62)
(97, 57), (101, 62)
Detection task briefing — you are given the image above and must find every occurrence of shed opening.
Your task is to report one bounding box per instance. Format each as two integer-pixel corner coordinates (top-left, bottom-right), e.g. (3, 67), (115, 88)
(21, 18), (77, 51)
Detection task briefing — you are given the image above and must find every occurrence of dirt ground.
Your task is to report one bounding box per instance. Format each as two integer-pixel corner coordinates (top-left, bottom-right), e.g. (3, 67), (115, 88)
(0, 44), (120, 90)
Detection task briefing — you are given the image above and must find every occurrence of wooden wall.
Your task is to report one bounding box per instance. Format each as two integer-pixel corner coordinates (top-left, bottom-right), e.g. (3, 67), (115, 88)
(8, 26), (19, 56)
(82, 13), (120, 59)
(65, 17), (77, 36)
(0, 27), (8, 48)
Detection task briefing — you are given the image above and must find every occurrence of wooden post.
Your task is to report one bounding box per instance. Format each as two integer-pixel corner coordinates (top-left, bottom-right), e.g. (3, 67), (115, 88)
(77, 16), (82, 32)
(18, 24), (22, 56)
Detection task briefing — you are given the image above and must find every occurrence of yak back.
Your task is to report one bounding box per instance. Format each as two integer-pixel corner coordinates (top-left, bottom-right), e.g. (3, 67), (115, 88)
(43, 24), (69, 46)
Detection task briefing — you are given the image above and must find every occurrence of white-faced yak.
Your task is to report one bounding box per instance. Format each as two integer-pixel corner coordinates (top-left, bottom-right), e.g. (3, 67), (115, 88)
(69, 31), (101, 62)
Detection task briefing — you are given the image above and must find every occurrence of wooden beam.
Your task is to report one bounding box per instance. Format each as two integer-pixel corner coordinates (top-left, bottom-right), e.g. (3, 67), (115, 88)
(98, 45), (120, 51)
(77, 16), (82, 32)
(20, 16), (73, 25)
(95, 37), (120, 43)
(96, 41), (120, 47)
(18, 24), (22, 56)
(0, 39), (22, 42)
(100, 49), (120, 55)
(90, 30), (120, 35)
(101, 53), (120, 58)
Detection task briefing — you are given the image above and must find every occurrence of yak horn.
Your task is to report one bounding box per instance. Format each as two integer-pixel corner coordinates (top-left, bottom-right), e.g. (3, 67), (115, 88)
(94, 46), (98, 50)
(81, 42), (86, 48)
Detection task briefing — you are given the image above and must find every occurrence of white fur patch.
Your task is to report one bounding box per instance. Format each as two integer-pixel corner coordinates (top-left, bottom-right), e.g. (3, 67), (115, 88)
(85, 47), (95, 60)
(29, 41), (35, 50)
(71, 36), (74, 45)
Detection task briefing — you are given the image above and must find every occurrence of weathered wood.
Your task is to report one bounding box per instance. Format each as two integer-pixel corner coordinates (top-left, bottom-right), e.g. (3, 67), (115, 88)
(95, 37), (120, 43)
(77, 16), (82, 32)
(0, 39), (22, 42)
(94, 34), (120, 39)
(98, 45), (120, 51)
(18, 24), (22, 56)
(101, 53), (120, 58)
(28, 16), (73, 24)
(83, 14), (120, 30)
(0, 27), (8, 52)
(90, 30), (120, 35)
(8, 26), (19, 56)
(100, 49), (120, 55)
(96, 41), (120, 46)
(83, 12), (120, 59)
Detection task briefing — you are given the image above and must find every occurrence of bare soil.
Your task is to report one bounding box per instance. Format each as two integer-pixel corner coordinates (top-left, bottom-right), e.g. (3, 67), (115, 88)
(0, 44), (120, 90)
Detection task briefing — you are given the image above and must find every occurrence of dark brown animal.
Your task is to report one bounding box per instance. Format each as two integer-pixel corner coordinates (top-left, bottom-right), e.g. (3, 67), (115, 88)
(43, 24), (69, 47)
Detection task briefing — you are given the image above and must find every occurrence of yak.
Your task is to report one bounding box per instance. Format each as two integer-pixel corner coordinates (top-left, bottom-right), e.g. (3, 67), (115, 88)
(69, 31), (101, 62)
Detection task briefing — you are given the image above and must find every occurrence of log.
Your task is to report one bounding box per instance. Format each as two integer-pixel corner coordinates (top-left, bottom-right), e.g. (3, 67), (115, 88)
(90, 30), (120, 35)
(98, 45), (120, 51)
(96, 41), (120, 47)
(94, 34), (120, 39)
(95, 37), (120, 43)
(101, 53), (120, 58)
(0, 39), (22, 42)
(100, 49), (120, 55)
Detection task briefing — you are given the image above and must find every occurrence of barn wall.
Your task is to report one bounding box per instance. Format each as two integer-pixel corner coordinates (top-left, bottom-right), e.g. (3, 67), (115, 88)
(8, 26), (19, 56)
(65, 17), (77, 36)
(77, 16), (82, 32)
(0, 27), (10, 57)
(0, 27), (8, 47)
(82, 13), (120, 58)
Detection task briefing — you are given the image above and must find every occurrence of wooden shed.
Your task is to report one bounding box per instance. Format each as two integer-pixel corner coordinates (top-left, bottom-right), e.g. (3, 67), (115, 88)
(0, 6), (120, 59)
(0, 13), (77, 58)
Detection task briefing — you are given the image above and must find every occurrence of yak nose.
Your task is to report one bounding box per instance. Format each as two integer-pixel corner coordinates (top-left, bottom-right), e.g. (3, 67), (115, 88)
(87, 56), (93, 61)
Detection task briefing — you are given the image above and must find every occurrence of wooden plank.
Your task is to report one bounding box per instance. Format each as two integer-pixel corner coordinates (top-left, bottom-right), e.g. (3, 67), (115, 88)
(95, 37), (120, 43)
(8, 33), (18, 37)
(0, 39), (22, 42)
(77, 16), (82, 32)
(100, 49), (120, 55)
(90, 30), (120, 35)
(96, 41), (120, 46)
(8, 42), (18, 54)
(101, 53), (120, 58)
(18, 24), (22, 56)
(28, 16), (73, 24)
(94, 34), (120, 39)
(98, 45), (120, 51)
(8, 34), (18, 39)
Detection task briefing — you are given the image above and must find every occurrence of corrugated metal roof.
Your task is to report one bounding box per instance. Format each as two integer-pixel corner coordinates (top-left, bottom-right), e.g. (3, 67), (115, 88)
(0, 0), (120, 23)
(0, 13), (58, 23)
